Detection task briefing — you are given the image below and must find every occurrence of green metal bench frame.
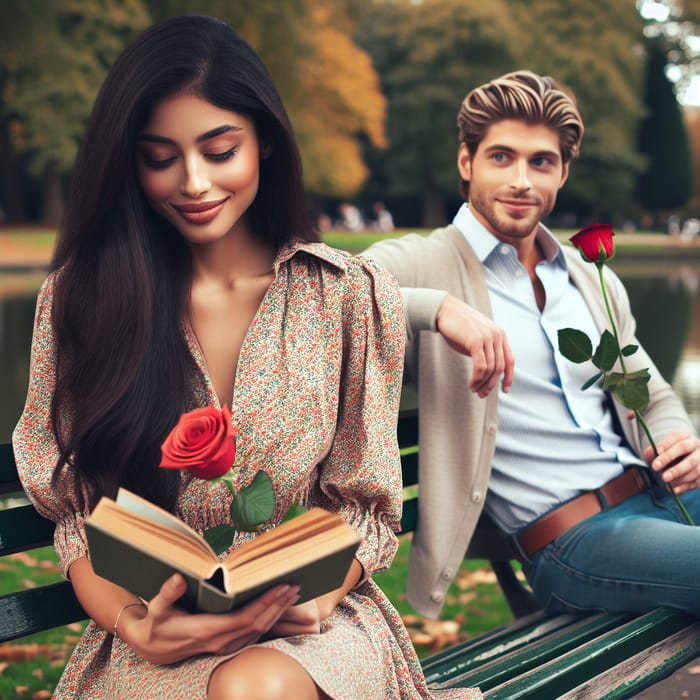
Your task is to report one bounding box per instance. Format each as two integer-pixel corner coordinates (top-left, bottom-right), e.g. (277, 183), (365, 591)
(2, 412), (700, 697)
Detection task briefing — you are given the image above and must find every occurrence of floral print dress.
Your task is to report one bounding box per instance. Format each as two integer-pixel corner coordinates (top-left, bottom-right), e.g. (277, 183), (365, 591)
(13, 241), (481, 699)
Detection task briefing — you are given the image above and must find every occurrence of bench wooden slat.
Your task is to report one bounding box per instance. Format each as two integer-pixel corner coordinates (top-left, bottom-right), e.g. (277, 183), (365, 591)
(563, 620), (700, 699)
(475, 609), (700, 698)
(396, 409), (418, 449)
(0, 581), (85, 642)
(0, 442), (19, 494)
(424, 611), (634, 689)
(0, 503), (55, 555)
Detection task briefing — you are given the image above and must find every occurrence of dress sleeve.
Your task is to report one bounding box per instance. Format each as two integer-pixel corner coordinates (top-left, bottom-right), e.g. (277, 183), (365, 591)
(12, 274), (88, 578)
(313, 257), (406, 578)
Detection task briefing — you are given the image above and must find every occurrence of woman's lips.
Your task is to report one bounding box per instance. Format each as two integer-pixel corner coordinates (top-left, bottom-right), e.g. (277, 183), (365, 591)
(172, 197), (229, 224)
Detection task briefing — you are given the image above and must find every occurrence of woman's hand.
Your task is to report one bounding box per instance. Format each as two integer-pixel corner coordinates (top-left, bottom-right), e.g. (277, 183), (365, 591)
(268, 558), (364, 638)
(268, 599), (322, 637)
(120, 574), (301, 665)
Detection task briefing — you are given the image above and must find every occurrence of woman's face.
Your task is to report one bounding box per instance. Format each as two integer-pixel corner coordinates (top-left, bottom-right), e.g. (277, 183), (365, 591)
(136, 93), (262, 245)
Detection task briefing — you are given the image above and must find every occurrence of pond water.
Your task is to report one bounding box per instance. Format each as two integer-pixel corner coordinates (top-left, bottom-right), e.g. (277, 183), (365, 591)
(1, 260), (699, 442)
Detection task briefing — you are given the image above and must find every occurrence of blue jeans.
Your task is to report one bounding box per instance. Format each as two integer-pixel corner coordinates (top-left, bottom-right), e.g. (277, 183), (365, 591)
(520, 484), (700, 617)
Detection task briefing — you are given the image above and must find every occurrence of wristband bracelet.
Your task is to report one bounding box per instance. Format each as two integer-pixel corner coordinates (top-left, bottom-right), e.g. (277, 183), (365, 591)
(113, 601), (147, 640)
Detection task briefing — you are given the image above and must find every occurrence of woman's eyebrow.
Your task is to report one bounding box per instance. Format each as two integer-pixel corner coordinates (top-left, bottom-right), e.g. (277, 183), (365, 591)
(137, 125), (243, 144)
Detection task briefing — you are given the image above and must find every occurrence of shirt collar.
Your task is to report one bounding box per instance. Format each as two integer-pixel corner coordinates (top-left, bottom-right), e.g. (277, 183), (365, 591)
(452, 203), (566, 269)
(274, 239), (350, 273)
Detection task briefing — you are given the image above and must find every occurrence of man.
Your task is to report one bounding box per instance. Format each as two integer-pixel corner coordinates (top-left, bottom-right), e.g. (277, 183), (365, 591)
(365, 70), (700, 620)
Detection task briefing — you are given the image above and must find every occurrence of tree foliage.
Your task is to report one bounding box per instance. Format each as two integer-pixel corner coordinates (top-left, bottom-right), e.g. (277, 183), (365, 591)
(636, 40), (694, 212)
(357, 0), (521, 226)
(1, 0), (150, 221)
(506, 0), (647, 217)
(359, 0), (649, 224)
(139, 0), (386, 196)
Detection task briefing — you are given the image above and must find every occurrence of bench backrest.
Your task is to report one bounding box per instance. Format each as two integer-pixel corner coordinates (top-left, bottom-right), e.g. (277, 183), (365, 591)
(0, 409), (518, 643)
(0, 442), (85, 642)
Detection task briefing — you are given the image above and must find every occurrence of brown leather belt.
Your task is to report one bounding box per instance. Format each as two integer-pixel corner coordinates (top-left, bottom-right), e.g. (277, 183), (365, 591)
(513, 467), (650, 560)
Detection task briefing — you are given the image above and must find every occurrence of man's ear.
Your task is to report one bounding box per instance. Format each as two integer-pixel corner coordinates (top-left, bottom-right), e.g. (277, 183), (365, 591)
(559, 159), (570, 190)
(260, 136), (273, 160)
(457, 142), (471, 181)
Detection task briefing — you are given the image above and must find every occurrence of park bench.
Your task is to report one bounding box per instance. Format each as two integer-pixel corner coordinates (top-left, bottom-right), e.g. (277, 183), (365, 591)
(2, 410), (700, 698)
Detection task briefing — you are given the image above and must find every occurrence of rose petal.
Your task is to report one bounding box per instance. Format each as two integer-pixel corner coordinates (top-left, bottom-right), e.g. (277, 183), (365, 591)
(159, 405), (237, 479)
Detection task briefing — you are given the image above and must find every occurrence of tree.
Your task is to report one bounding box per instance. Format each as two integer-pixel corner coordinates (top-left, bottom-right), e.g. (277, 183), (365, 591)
(683, 107), (700, 208)
(506, 0), (647, 218)
(357, 0), (521, 227)
(358, 0), (648, 226)
(145, 0), (385, 198)
(636, 40), (694, 213)
(2, 0), (151, 224)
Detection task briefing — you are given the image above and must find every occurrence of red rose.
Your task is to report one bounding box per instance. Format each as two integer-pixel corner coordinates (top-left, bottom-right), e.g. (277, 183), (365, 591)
(159, 404), (237, 480)
(570, 223), (615, 264)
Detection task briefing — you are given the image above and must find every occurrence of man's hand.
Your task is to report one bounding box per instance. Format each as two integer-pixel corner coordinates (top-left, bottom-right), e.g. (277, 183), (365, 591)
(436, 294), (514, 397)
(645, 429), (700, 494)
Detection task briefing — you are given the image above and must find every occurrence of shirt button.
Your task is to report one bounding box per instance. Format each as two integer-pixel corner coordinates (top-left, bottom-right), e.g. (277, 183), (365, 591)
(472, 491), (483, 504)
(441, 568), (454, 581)
(430, 592), (443, 603)
(500, 245), (510, 255)
(487, 424), (497, 435)
(515, 269), (524, 278)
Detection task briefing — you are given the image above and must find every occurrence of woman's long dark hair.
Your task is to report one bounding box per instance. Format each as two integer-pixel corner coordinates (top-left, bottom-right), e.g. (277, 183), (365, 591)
(51, 15), (317, 513)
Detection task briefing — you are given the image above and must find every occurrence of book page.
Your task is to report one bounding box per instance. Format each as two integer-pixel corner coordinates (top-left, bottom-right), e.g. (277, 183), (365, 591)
(88, 497), (219, 579)
(116, 489), (217, 558)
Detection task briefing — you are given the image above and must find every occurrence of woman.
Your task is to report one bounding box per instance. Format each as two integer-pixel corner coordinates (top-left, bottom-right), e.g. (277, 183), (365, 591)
(13, 14), (480, 700)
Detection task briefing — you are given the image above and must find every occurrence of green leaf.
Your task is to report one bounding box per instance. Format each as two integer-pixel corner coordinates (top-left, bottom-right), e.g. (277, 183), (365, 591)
(625, 368), (651, 382)
(231, 470), (276, 532)
(203, 524), (236, 556)
(621, 344), (638, 357)
(591, 330), (619, 371)
(602, 371), (625, 389)
(280, 503), (308, 523)
(602, 369), (651, 411)
(558, 328), (593, 363)
(611, 375), (651, 412)
(581, 371), (604, 391)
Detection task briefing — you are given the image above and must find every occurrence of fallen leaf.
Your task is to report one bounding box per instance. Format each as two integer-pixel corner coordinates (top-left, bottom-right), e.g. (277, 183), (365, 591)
(454, 567), (498, 590)
(687, 664), (700, 675)
(31, 668), (44, 680)
(15, 686), (29, 696)
(32, 692), (52, 700)
(38, 560), (60, 571)
(22, 579), (38, 589)
(0, 661), (9, 675)
(9, 552), (38, 567)
(0, 643), (66, 662)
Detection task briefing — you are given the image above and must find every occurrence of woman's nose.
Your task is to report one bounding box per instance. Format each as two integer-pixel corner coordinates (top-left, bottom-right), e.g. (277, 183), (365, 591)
(180, 155), (210, 198)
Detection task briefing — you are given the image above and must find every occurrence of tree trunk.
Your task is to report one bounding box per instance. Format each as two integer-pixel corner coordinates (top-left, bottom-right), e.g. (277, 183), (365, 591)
(41, 161), (64, 226)
(0, 119), (28, 222)
(421, 183), (447, 228)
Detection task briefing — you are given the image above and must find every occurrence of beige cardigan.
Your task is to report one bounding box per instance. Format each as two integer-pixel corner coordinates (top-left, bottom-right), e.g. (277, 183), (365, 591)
(364, 225), (692, 618)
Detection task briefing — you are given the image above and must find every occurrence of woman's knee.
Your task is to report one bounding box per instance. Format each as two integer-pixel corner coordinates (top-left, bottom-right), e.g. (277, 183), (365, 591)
(207, 647), (324, 700)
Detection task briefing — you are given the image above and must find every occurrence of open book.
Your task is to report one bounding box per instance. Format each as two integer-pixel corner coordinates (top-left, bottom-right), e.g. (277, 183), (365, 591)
(85, 489), (361, 614)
